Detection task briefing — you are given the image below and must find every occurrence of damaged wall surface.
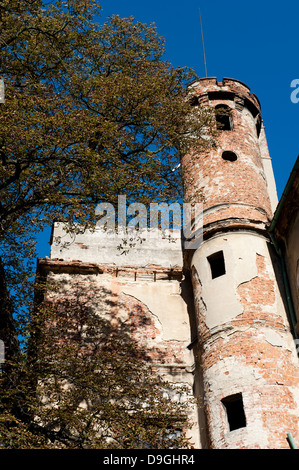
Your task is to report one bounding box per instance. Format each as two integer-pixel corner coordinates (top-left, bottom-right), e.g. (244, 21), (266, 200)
(190, 231), (299, 448)
(183, 78), (299, 449)
(37, 78), (299, 449)
(39, 225), (201, 447)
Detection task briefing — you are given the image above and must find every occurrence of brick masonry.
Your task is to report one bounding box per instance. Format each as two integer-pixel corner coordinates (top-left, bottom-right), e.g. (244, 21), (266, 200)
(185, 78), (299, 449)
(38, 77), (299, 449)
(38, 255), (201, 447)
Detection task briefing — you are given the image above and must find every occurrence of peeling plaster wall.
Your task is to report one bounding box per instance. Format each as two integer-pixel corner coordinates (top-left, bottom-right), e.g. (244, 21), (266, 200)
(192, 232), (263, 330)
(45, 269), (193, 371)
(183, 78), (299, 449)
(190, 230), (299, 448)
(42, 78), (299, 450)
(203, 358), (269, 449)
(50, 223), (183, 269)
(42, 223), (202, 448)
(121, 282), (189, 342)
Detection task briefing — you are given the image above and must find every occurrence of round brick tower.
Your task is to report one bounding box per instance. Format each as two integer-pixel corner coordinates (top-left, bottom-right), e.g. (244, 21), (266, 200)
(182, 77), (299, 449)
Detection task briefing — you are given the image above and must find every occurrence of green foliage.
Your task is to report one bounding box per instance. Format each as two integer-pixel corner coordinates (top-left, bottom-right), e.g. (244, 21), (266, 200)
(0, 0), (215, 236)
(1, 281), (194, 449)
(0, 0), (216, 311)
(0, 0), (216, 448)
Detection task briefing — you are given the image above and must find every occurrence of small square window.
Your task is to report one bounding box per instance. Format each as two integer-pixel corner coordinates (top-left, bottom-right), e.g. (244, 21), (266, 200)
(207, 251), (226, 279)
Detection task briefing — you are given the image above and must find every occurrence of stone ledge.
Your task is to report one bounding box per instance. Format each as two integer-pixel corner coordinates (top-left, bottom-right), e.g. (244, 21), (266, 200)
(37, 258), (183, 280)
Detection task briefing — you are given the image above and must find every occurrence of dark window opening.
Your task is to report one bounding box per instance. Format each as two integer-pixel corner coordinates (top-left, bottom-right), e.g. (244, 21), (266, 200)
(256, 116), (261, 137)
(207, 251), (226, 279)
(221, 393), (246, 431)
(215, 105), (233, 131)
(222, 151), (238, 162)
(189, 96), (199, 107)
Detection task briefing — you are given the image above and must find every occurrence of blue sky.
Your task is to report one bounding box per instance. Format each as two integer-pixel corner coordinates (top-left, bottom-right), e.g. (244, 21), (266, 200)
(37, 0), (299, 257)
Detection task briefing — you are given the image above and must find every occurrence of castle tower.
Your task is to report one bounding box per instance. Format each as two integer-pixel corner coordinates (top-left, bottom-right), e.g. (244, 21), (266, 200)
(182, 77), (299, 449)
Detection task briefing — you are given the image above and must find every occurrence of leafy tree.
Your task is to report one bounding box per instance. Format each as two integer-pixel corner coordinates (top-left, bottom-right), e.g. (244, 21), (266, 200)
(0, 0), (216, 448)
(0, 0), (216, 328)
(1, 279), (194, 449)
(0, 0), (215, 234)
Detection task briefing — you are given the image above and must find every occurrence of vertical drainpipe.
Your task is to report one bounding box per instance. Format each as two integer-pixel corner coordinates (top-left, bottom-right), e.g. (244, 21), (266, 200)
(287, 432), (298, 449)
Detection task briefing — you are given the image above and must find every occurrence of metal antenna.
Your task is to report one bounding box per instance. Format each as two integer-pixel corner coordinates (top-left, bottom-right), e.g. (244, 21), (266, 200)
(199, 8), (208, 77)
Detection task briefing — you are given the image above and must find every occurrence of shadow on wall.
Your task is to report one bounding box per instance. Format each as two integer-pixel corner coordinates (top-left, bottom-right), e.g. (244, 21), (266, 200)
(27, 277), (195, 448)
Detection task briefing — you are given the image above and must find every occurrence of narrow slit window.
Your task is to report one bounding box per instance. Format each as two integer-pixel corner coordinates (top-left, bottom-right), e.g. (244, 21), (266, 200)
(256, 116), (261, 137)
(221, 393), (246, 431)
(207, 251), (226, 279)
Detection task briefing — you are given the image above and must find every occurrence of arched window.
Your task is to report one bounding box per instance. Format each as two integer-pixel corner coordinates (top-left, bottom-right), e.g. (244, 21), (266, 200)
(222, 151), (238, 162)
(215, 104), (233, 131)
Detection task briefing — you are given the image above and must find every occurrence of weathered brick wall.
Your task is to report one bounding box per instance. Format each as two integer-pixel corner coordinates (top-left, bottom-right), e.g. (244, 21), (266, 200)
(183, 77), (273, 238)
(37, 78), (299, 449)
(41, 265), (191, 366)
(185, 78), (299, 449)
(38, 250), (201, 447)
(191, 232), (299, 449)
